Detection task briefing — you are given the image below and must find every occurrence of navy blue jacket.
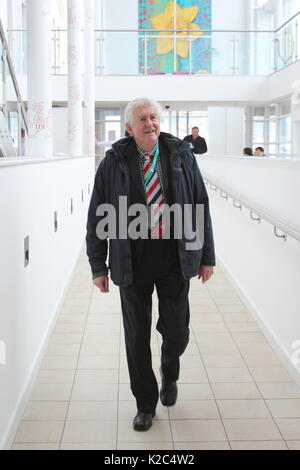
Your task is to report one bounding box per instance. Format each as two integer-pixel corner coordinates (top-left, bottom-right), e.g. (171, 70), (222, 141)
(86, 132), (215, 287)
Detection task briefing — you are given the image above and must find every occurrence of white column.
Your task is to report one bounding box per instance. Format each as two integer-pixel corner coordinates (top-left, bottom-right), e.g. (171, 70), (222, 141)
(27, 0), (53, 157)
(68, 0), (83, 156)
(83, 0), (95, 155)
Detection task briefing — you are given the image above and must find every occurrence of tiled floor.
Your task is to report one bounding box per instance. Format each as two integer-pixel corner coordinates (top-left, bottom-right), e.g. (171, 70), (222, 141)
(11, 247), (300, 450)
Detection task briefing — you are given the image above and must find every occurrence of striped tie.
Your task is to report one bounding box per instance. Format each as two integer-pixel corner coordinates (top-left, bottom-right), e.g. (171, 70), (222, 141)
(143, 152), (166, 238)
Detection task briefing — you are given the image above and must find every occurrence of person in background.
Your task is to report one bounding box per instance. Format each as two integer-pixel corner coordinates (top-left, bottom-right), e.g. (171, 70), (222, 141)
(183, 127), (207, 155)
(254, 146), (265, 157)
(243, 147), (253, 156)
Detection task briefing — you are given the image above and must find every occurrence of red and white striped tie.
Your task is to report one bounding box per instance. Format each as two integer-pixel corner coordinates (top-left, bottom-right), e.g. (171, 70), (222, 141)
(143, 153), (166, 238)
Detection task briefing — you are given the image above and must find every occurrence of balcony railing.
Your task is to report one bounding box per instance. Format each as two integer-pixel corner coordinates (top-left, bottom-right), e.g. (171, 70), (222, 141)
(7, 11), (300, 76)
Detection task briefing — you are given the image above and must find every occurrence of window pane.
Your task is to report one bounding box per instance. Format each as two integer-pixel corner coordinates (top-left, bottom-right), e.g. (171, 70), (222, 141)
(268, 120), (276, 142)
(279, 143), (291, 154)
(279, 101), (291, 115)
(268, 144), (276, 154)
(267, 105), (276, 119)
(253, 107), (265, 120)
(253, 121), (264, 142)
(279, 117), (291, 141)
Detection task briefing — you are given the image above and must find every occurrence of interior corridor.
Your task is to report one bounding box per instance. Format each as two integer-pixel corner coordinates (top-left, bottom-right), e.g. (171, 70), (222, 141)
(11, 245), (300, 450)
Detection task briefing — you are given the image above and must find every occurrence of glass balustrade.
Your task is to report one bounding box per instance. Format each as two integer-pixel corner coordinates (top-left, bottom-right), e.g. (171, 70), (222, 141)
(0, 20), (28, 157)
(6, 12), (300, 77)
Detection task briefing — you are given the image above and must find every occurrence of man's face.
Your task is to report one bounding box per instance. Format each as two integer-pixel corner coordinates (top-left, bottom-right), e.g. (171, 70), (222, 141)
(126, 105), (160, 151)
(192, 128), (199, 139)
(254, 149), (263, 156)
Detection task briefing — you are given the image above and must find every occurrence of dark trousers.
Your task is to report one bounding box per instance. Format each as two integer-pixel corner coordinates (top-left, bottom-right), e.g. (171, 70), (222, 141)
(119, 239), (190, 413)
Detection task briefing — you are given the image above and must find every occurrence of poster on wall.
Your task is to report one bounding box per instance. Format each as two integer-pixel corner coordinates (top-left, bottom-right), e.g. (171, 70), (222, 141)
(138, 0), (212, 74)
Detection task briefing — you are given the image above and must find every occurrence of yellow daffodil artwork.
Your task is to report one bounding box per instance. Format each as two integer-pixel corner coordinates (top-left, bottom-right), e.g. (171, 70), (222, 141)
(150, 1), (204, 59)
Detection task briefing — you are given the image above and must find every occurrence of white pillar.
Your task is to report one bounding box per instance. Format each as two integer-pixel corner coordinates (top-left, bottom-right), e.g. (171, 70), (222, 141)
(83, 0), (95, 155)
(27, 0), (53, 157)
(68, 0), (83, 156)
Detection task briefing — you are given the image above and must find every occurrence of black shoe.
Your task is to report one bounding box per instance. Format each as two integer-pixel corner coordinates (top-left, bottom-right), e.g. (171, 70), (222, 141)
(159, 366), (178, 406)
(133, 410), (155, 431)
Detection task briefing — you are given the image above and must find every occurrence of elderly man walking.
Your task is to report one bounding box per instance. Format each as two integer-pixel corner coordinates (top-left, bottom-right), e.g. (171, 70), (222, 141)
(86, 97), (215, 431)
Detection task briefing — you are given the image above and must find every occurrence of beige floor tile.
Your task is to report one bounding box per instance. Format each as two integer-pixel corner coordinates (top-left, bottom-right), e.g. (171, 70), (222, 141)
(202, 353), (245, 368)
(60, 443), (117, 450)
(231, 331), (267, 343)
(71, 383), (118, 401)
(237, 342), (277, 354)
(230, 440), (288, 450)
(249, 367), (294, 383)
(274, 418), (300, 440)
(60, 306), (88, 315)
(177, 368), (208, 384)
(266, 399), (300, 418)
(62, 421), (117, 443)
(74, 369), (118, 384)
(222, 314), (254, 323)
(118, 420), (172, 443)
(217, 399), (271, 419)
(82, 332), (120, 344)
(223, 418), (282, 441)
(206, 367), (253, 383)
(53, 324), (85, 334)
(57, 315), (86, 324)
(177, 383), (214, 400)
(118, 384), (135, 401)
(35, 370), (76, 384)
(14, 421), (64, 443)
(22, 401), (68, 421)
(285, 441), (300, 450)
(174, 441), (230, 450)
(45, 344), (81, 356)
(171, 419), (227, 442)
(40, 356), (78, 370)
(218, 305), (249, 313)
(117, 442), (173, 450)
(29, 383), (73, 401)
(241, 352), (284, 368)
(169, 400), (220, 420)
(191, 322), (228, 333)
(211, 382), (262, 399)
(257, 382), (300, 399)
(49, 333), (83, 344)
(11, 443), (60, 450)
(67, 401), (117, 421)
(80, 342), (120, 356)
(190, 313), (224, 322)
(226, 322), (261, 332)
(77, 355), (119, 369)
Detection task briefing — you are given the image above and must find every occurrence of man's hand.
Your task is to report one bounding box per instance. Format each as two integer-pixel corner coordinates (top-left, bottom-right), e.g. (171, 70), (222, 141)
(93, 275), (109, 293)
(198, 265), (214, 283)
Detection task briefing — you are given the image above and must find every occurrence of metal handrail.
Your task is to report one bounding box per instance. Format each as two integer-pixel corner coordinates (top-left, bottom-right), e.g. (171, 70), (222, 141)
(6, 8), (300, 35)
(203, 177), (300, 243)
(0, 19), (28, 133)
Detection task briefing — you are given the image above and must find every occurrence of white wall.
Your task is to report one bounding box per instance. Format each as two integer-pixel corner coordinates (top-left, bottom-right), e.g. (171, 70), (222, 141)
(207, 107), (245, 155)
(198, 156), (300, 386)
(0, 155), (95, 449)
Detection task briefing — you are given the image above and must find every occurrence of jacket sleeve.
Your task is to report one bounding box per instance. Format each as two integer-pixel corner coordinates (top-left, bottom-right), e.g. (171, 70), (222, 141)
(192, 154), (216, 266)
(86, 159), (109, 278)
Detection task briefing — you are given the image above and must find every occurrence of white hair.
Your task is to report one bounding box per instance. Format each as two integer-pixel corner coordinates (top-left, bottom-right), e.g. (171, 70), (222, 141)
(124, 97), (163, 125)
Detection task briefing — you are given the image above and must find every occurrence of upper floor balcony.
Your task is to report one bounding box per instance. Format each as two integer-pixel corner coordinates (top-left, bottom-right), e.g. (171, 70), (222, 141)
(7, 11), (300, 77)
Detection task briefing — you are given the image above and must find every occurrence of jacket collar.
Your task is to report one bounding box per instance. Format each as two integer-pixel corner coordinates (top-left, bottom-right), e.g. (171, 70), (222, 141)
(111, 131), (190, 161)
